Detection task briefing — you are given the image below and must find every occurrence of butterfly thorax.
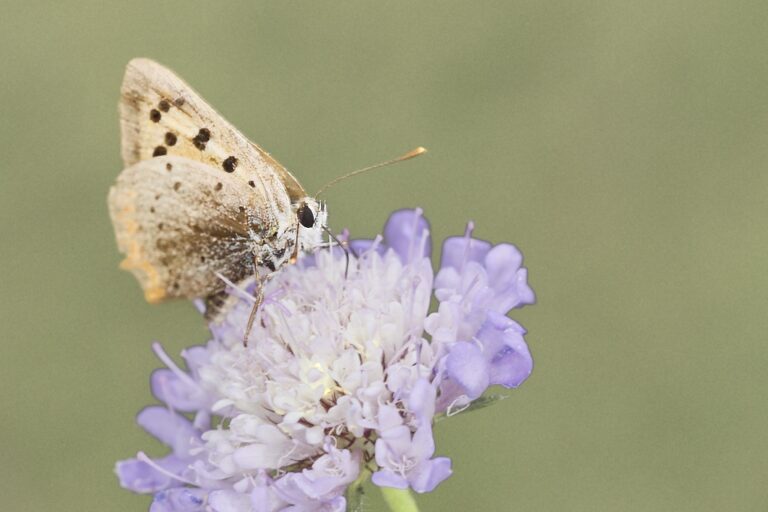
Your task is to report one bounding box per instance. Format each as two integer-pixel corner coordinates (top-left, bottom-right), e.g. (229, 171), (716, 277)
(250, 197), (326, 273)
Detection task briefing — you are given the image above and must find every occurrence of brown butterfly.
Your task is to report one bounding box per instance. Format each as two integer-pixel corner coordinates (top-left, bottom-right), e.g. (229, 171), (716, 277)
(108, 58), (327, 320)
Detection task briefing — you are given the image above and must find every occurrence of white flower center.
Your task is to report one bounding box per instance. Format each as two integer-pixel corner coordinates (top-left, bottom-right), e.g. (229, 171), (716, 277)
(197, 248), (434, 477)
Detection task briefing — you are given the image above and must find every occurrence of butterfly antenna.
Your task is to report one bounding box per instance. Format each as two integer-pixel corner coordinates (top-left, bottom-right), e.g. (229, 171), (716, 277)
(315, 147), (427, 197)
(321, 225), (352, 278)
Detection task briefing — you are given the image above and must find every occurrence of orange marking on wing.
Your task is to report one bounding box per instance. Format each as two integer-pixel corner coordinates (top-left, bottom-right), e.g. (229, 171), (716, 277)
(114, 193), (167, 303)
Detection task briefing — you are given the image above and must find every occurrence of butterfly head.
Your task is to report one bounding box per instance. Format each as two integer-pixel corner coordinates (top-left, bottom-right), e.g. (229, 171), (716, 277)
(294, 197), (327, 247)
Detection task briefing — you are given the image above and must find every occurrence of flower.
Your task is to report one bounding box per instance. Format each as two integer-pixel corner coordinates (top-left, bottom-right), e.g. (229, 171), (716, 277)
(116, 209), (535, 510)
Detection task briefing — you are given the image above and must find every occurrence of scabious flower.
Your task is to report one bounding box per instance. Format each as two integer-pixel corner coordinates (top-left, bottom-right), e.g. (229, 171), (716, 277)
(116, 209), (535, 511)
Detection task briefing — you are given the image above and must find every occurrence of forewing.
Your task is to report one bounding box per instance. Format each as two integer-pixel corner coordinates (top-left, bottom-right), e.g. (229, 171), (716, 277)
(108, 156), (271, 303)
(119, 57), (306, 210)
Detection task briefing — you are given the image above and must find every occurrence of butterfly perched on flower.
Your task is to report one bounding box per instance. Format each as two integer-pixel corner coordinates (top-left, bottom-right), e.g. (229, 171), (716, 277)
(108, 58), (327, 319)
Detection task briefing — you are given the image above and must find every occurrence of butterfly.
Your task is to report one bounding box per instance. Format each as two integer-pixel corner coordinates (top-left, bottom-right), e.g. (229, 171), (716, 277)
(108, 58), (327, 321)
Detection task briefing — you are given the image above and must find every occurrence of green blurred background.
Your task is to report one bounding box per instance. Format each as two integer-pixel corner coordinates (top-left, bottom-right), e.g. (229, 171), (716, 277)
(2, 1), (767, 510)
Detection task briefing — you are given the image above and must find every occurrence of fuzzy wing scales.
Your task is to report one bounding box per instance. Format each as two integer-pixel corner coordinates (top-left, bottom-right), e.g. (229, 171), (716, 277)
(108, 156), (272, 303)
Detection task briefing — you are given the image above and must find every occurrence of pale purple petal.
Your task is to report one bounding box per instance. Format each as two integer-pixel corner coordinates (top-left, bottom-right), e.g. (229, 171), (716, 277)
(439, 235), (492, 272)
(323, 496), (348, 512)
(483, 244), (535, 310)
(151, 369), (206, 412)
(444, 342), (490, 400)
(377, 403), (405, 433)
(115, 455), (185, 493)
(408, 457), (452, 493)
(478, 312), (533, 388)
(383, 209), (431, 263)
(409, 424), (436, 461)
(295, 496), (346, 512)
(375, 426), (413, 462)
(407, 377), (436, 425)
(272, 475), (348, 511)
(349, 239), (385, 257)
(435, 236), (534, 320)
(149, 487), (207, 511)
(372, 422), (450, 493)
(137, 407), (199, 458)
(371, 470), (409, 489)
(434, 380), (469, 413)
(250, 471), (283, 512)
(276, 446), (360, 501)
(181, 345), (211, 377)
(231, 424), (301, 470)
(272, 475), (315, 504)
(208, 490), (252, 512)
(285, 473), (341, 501)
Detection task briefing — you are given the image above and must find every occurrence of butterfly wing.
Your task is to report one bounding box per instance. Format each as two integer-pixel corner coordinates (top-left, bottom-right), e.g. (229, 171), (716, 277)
(108, 155), (270, 304)
(113, 58), (316, 307)
(119, 57), (307, 215)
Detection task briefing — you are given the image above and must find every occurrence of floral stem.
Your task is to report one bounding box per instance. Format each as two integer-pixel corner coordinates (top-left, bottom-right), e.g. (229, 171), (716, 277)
(380, 487), (420, 512)
(345, 467), (371, 512)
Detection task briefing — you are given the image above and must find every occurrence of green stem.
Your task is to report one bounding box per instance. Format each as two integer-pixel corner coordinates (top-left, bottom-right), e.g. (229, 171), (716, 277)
(345, 467), (371, 512)
(380, 486), (420, 512)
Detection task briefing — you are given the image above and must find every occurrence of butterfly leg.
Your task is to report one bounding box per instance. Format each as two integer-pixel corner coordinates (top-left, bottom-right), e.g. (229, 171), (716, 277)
(243, 280), (263, 347)
(243, 256), (274, 347)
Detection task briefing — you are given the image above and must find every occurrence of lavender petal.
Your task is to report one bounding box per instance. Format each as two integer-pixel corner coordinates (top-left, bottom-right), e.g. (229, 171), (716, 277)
(408, 457), (453, 494)
(444, 341), (491, 400)
(136, 406), (199, 458)
(383, 209), (432, 263)
(479, 312), (533, 388)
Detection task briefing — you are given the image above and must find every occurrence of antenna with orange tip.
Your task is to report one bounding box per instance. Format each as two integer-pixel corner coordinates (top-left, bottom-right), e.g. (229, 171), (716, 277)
(315, 147), (427, 197)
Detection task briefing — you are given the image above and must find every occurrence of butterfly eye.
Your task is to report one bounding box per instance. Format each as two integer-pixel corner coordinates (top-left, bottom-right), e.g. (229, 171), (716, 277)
(298, 204), (315, 228)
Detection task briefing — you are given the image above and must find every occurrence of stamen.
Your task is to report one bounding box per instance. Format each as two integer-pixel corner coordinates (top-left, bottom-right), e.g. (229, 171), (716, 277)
(273, 301), (301, 355)
(459, 272), (483, 308)
(215, 272), (256, 304)
(152, 342), (199, 389)
(407, 208), (424, 261)
(276, 442), (303, 473)
(446, 396), (472, 416)
(136, 451), (197, 486)
(460, 221), (475, 272)
(263, 287), (291, 317)
(464, 220), (475, 238)
(369, 234), (384, 255)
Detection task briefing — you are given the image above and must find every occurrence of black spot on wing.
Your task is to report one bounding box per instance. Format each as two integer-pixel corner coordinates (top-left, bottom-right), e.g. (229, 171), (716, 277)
(165, 132), (177, 146)
(192, 128), (211, 151)
(153, 146), (167, 157)
(149, 109), (161, 122)
(158, 100), (171, 112)
(223, 156), (238, 173)
(174, 97), (185, 107)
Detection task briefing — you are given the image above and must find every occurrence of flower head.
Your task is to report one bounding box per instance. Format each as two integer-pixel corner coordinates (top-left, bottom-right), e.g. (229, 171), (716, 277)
(117, 209), (535, 510)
